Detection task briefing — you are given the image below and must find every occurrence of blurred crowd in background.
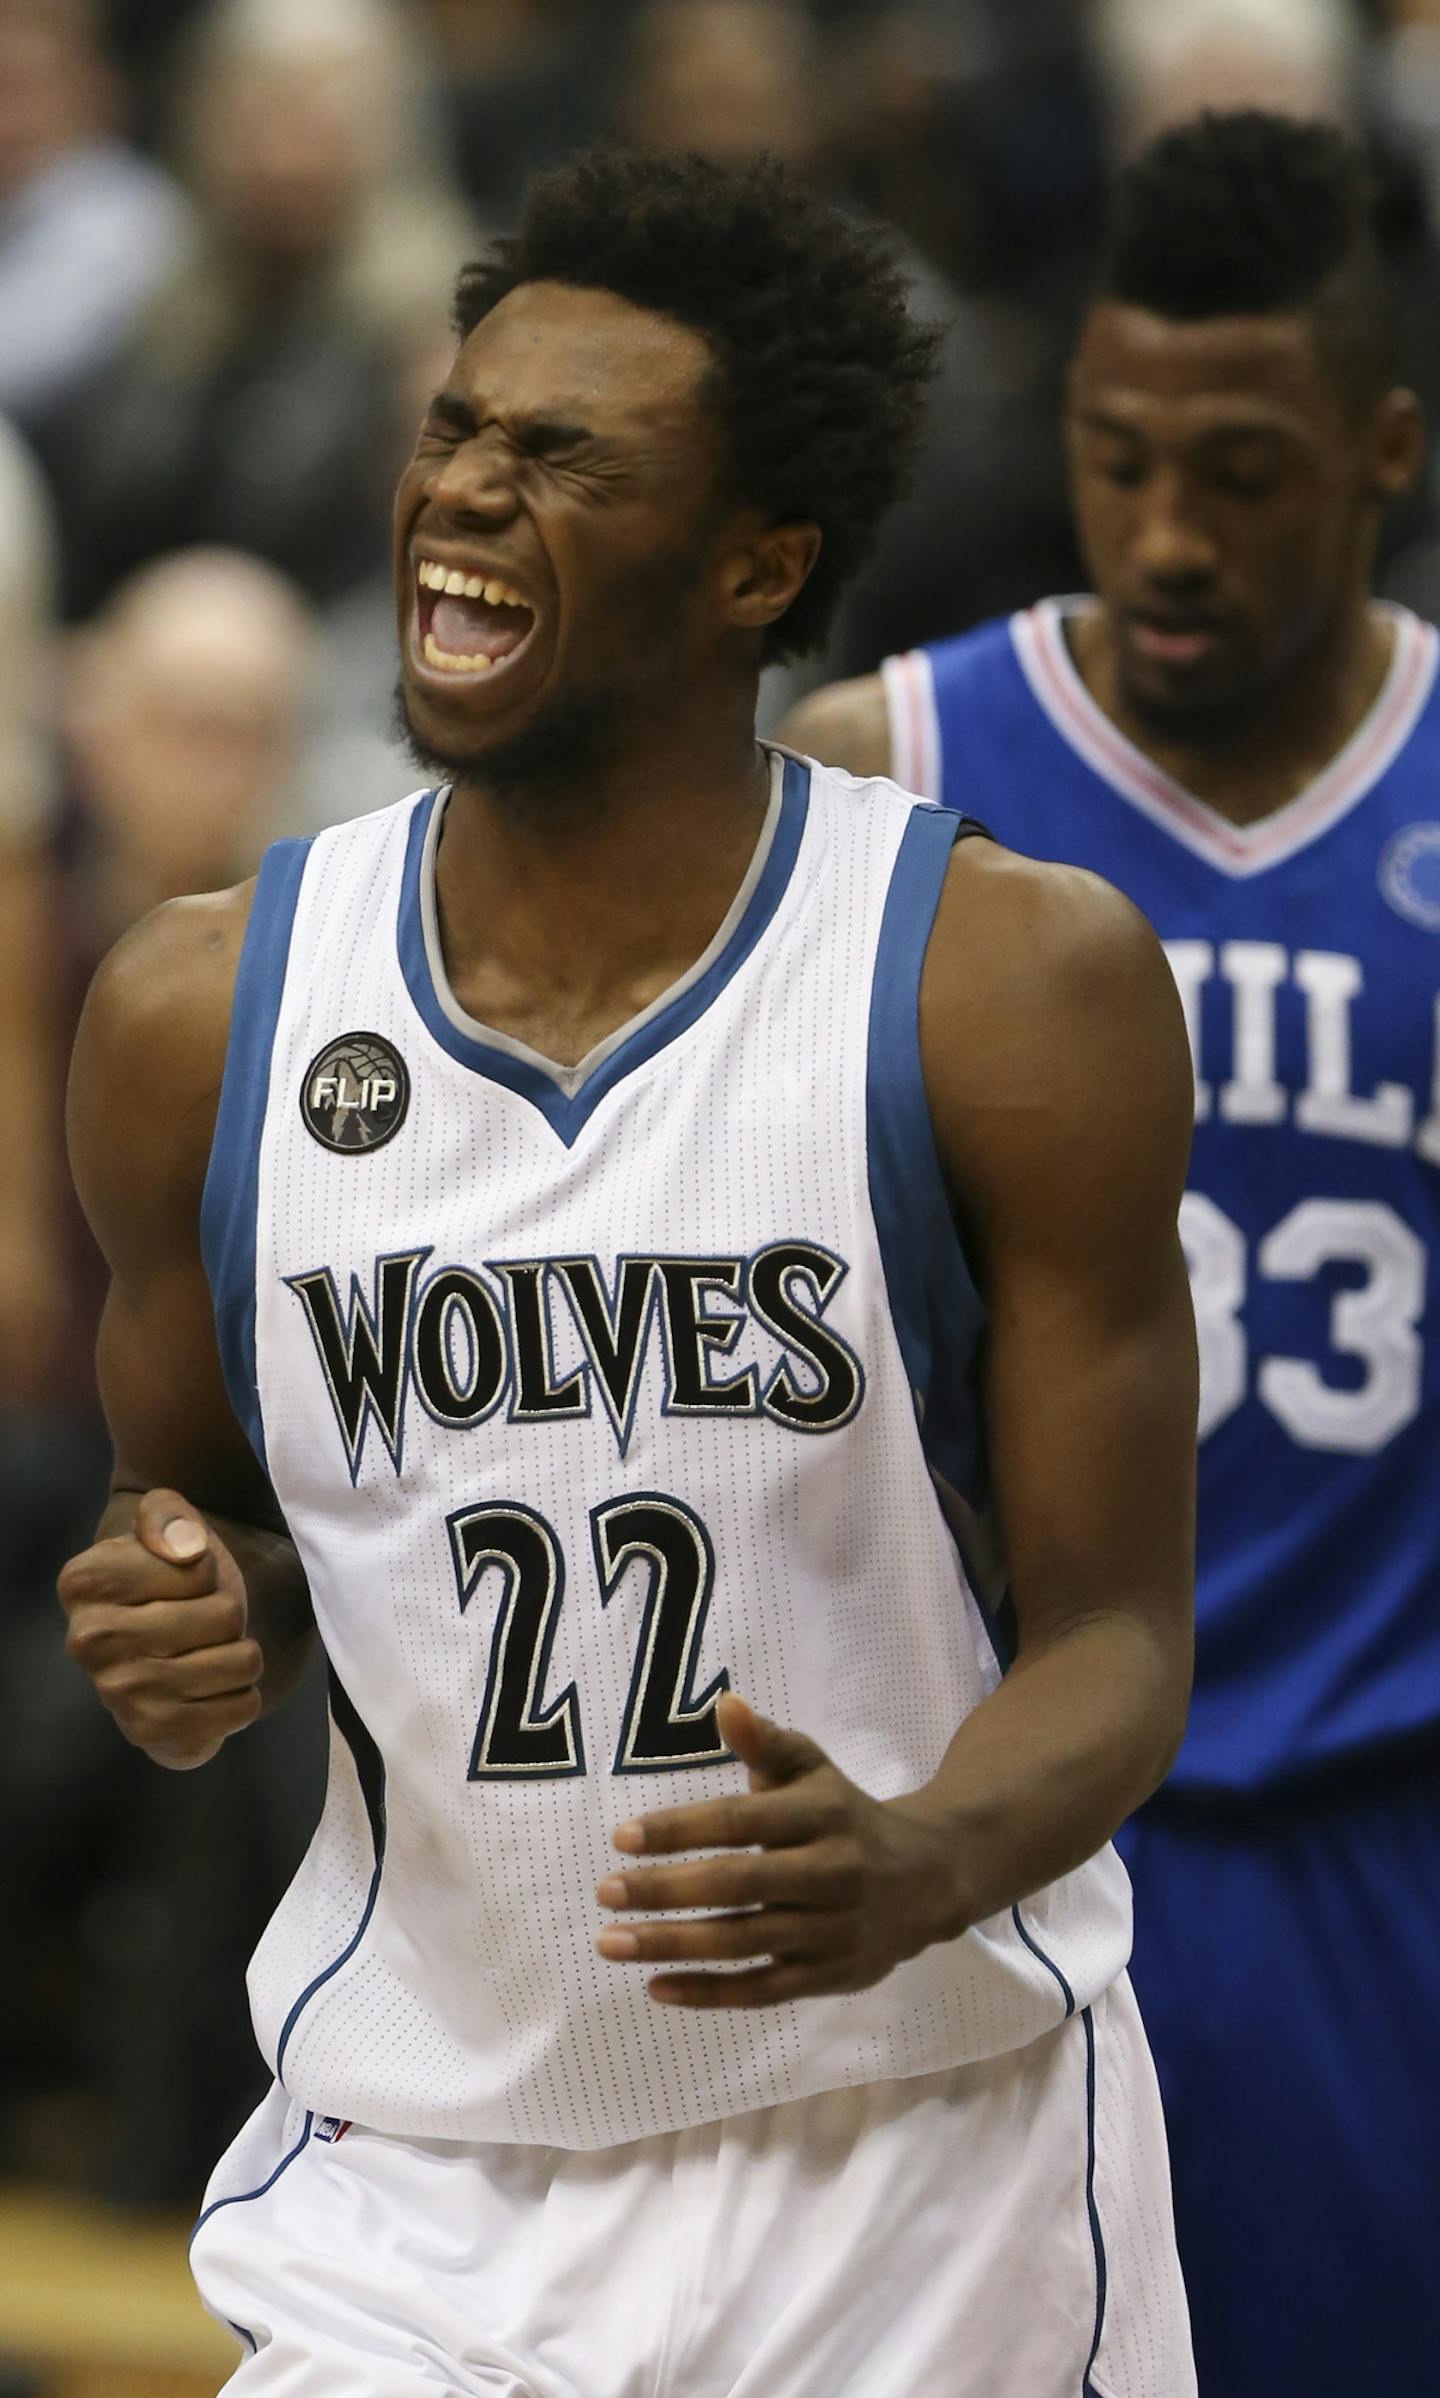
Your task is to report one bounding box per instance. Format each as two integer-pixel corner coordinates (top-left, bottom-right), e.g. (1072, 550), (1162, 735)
(4, 0), (1440, 2218)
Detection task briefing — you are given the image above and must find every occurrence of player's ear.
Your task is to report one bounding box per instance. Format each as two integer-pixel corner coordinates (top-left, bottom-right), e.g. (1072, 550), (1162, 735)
(722, 518), (823, 636)
(1368, 386), (1425, 503)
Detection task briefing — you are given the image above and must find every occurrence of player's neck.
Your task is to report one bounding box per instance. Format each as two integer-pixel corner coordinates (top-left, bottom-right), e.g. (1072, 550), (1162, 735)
(430, 705), (773, 1069)
(1074, 597), (1394, 826)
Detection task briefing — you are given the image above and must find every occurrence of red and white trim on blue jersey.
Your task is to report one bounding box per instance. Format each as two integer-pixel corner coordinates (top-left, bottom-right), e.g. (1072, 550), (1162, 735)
(1009, 597), (1439, 878)
(882, 647), (943, 801)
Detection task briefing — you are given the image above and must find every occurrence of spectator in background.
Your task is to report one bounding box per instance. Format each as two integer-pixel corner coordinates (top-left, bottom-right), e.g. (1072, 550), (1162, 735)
(48, 0), (477, 622)
(824, 3), (1106, 675)
(9, 535), (320, 1474)
(1375, 0), (1440, 190)
(0, 0), (192, 438)
(827, 2), (1104, 305)
(1092, 0), (1361, 151)
(60, 547), (318, 940)
(24, 547), (318, 1425)
(0, 415), (64, 1412)
(0, 544), (326, 2208)
(616, 0), (823, 172)
(606, 0), (1097, 698)
(418, 0), (609, 225)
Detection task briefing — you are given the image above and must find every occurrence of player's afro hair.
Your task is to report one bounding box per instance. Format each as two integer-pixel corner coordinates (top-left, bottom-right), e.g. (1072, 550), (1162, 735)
(1100, 111), (1398, 409)
(451, 148), (941, 664)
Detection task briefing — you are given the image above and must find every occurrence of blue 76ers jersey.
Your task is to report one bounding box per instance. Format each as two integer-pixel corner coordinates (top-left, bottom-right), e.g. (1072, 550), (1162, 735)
(884, 600), (1440, 1797)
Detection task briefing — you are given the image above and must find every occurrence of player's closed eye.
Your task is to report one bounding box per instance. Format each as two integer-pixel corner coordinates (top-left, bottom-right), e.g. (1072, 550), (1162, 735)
(1090, 448), (1147, 488)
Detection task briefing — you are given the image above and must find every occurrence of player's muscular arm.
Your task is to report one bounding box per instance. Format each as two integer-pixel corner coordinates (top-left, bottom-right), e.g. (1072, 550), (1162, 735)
(58, 891), (315, 1770)
(902, 842), (1197, 1910)
(596, 842), (1196, 2007)
(773, 674), (893, 778)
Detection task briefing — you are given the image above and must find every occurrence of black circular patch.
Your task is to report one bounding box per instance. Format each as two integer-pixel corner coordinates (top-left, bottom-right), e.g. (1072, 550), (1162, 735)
(300, 1032), (410, 1154)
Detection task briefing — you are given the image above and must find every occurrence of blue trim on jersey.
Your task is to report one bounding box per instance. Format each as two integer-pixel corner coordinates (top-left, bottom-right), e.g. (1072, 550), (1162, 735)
(201, 837), (313, 1469)
(865, 804), (995, 1643)
(1011, 1903), (1077, 2018)
(189, 2107), (315, 2247)
(1080, 2005), (1110, 2397)
(274, 1668), (386, 2088)
(396, 760), (811, 1145)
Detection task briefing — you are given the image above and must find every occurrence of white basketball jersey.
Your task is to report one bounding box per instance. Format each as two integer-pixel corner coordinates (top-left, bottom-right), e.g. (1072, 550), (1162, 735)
(202, 750), (1132, 2149)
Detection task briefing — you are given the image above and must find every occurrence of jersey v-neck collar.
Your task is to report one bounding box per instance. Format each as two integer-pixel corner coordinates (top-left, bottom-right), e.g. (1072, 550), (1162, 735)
(1012, 595), (1438, 879)
(395, 751), (809, 1145)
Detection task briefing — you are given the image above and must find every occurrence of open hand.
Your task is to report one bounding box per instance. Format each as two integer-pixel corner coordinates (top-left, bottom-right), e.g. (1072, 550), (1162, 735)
(595, 1692), (964, 2007)
(58, 1489), (261, 1770)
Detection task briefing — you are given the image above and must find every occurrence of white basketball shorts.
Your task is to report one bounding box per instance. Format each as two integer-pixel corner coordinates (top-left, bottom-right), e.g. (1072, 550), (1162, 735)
(191, 1972), (1193, 2397)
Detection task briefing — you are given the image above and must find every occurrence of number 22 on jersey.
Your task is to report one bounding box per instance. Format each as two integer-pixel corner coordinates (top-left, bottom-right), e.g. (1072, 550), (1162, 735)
(449, 1491), (731, 1779)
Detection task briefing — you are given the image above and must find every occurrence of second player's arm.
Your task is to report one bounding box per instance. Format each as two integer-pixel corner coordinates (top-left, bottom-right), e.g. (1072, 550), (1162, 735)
(58, 891), (316, 1769)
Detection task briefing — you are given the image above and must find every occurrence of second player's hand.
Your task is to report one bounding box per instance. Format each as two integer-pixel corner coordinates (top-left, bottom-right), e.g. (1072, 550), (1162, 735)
(595, 1693), (964, 2006)
(58, 1489), (263, 1770)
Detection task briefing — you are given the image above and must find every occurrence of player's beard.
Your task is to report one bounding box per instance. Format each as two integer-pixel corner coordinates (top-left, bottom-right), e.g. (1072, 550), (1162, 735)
(393, 544), (711, 819)
(393, 678), (626, 818)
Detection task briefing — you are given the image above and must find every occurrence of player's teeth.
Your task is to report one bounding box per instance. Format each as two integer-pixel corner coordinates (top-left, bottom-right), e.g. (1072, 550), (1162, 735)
(464, 574), (485, 599)
(423, 631), (496, 672)
(423, 562), (443, 588)
(444, 570), (467, 595)
(483, 579), (506, 605)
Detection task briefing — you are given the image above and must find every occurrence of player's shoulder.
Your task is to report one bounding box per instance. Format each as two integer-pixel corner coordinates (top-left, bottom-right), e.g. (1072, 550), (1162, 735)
(922, 834), (1191, 1125)
(935, 832), (1160, 1000)
(83, 880), (256, 1076)
(776, 616), (1025, 782)
(901, 608), (1027, 700)
(776, 674), (891, 779)
(69, 880), (258, 1230)
(70, 882), (258, 1189)
(82, 786), (422, 1062)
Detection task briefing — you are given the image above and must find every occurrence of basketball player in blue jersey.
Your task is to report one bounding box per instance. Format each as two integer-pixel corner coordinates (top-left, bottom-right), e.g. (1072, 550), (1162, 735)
(784, 109), (1440, 2398)
(55, 150), (1198, 2394)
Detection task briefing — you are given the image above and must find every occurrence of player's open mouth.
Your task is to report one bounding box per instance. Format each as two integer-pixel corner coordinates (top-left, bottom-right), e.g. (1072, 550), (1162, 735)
(1127, 614), (1227, 669)
(414, 558), (538, 676)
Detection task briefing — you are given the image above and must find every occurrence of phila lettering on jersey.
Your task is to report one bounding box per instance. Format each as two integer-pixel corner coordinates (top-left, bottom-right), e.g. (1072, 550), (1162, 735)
(200, 752), (1131, 2149)
(884, 601), (1440, 1795)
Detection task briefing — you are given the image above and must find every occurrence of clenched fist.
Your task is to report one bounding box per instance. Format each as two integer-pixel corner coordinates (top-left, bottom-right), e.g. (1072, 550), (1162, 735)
(57, 1489), (262, 1769)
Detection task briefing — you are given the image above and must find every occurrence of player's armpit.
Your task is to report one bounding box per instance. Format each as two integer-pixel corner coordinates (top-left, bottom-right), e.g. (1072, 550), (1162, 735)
(911, 841), (1198, 1920)
(773, 673), (893, 779)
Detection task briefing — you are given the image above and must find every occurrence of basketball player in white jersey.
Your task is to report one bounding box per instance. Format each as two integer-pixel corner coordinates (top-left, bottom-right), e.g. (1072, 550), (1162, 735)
(57, 151), (1197, 2395)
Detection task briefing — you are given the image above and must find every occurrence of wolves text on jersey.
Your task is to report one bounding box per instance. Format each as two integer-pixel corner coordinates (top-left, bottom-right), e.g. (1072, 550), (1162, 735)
(285, 1242), (866, 1481)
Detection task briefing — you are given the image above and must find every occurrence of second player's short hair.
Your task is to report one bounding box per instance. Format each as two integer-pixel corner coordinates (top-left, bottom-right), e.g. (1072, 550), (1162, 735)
(1099, 111), (1400, 411)
(451, 147), (941, 663)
